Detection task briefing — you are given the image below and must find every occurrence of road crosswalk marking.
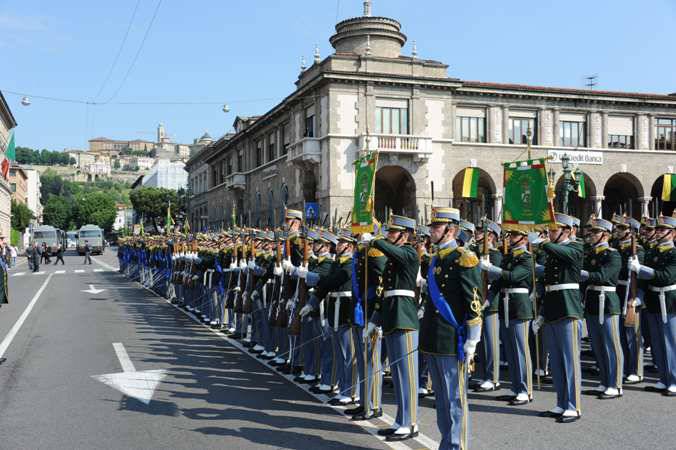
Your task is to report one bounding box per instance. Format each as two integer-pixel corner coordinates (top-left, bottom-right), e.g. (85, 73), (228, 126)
(55, 270), (66, 274)
(11, 272), (25, 277)
(74, 269), (85, 273)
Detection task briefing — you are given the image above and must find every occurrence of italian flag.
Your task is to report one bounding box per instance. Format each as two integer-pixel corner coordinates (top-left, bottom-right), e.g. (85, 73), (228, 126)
(662, 173), (676, 201)
(577, 172), (586, 198)
(461, 167), (480, 198)
(1, 131), (15, 179)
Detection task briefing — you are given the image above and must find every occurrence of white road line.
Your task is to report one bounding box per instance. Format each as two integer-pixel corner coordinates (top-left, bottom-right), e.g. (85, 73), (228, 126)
(93, 269), (104, 272)
(33, 271), (45, 275)
(74, 269), (85, 273)
(0, 274), (53, 359)
(112, 342), (137, 372)
(92, 259), (118, 271)
(11, 272), (25, 277)
(55, 270), (66, 274)
(129, 278), (438, 450)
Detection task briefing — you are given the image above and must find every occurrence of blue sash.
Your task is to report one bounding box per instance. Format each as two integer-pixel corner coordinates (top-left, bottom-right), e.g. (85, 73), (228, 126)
(427, 256), (466, 360)
(351, 253), (364, 327)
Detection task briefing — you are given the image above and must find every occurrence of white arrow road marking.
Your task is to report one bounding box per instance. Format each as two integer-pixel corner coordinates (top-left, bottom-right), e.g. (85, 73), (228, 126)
(0, 274), (53, 358)
(55, 270), (66, 274)
(81, 284), (105, 294)
(33, 271), (45, 275)
(92, 343), (166, 405)
(74, 269), (85, 273)
(10, 272), (25, 277)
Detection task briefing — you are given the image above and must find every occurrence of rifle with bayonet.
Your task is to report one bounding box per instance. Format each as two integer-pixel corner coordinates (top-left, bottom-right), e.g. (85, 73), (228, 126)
(289, 229), (310, 335)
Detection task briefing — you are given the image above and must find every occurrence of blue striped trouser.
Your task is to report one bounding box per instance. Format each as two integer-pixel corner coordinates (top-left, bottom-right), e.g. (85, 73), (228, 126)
(384, 329), (418, 428)
(587, 314), (624, 389)
(620, 312), (644, 378)
(303, 318), (322, 377)
(319, 322), (335, 386)
(333, 325), (357, 398)
(501, 319), (533, 396)
(352, 326), (382, 412)
(645, 312), (676, 387)
(428, 354), (468, 450)
(477, 312), (501, 384)
(544, 319), (582, 413)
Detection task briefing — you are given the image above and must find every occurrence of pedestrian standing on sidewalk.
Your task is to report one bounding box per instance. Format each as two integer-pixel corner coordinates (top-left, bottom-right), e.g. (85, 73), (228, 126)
(31, 242), (41, 273)
(10, 245), (17, 268)
(54, 244), (65, 265)
(83, 241), (92, 265)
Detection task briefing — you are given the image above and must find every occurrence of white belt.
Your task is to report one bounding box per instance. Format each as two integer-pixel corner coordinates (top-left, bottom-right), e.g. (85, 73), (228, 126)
(384, 289), (416, 298)
(501, 288), (529, 328)
(617, 279), (629, 287)
(587, 285), (616, 325)
(649, 284), (676, 324)
(545, 283), (580, 293)
(329, 291), (352, 298)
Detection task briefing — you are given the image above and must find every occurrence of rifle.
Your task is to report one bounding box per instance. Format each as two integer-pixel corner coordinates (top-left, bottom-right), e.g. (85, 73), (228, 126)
(624, 235), (638, 327)
(481, 218), (489, 305)
(242, 231), (256, 314)
(233, 237), (247, 314)
(225, 240), (238, 309)
(269, 232), (283, 324)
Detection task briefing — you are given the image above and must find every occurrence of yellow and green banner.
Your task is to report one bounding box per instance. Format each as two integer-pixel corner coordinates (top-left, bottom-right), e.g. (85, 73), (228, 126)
(502, 158), (556, 232)
(576, 171), (586, 198)
(461, 167), (480, 198)
(352, 151), (379, 234)
(661, 174), (676, 201)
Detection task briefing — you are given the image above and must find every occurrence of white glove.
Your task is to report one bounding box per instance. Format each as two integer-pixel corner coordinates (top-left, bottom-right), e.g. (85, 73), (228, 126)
(299, 304), (313, 318)
(239, 260), (247, 270)
(363, 322), (377, 340)
(296, 265), (308, 279)
(463, 339), (478, 364)
(417, 308), (425, 319)
(416, 269), (425, 288)
(286, 299), (295, 311)
(479, 256), (493, 272)
(281, 258), (293, 272)
(631, 297), (642, 307)
(273, 264), (283, 276)
(360, 233), (374, 245)
(532, 315), (545, 334)
(229, 262), (237, 270)
(248, 260), (256, 270)
(241, 291), (248, 303)
(628, 256), (641, 274)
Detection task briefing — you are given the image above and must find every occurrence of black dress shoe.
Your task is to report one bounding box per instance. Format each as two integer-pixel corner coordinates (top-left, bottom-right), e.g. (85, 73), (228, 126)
(242, 341), (255, 348)
(377, 428), (397, 436)
(291, 366), (303, 376)
(662, 390), (676, 397)
(309, 386), (332, 395)
(557, 414), (581, 423)
(598, 392), (621, 400)
(509, 398), (529, 406)
(495, 394), (517, 402)
(582, 389), (604, 396)
(539, 410), (563, 418)
(386, 429), (419, 442)
(230, 333), (242, 340)
(328, 398), (350, 406)
(260, 354), (275, 360)
(279, 365), (292, 374)
(344, 406), (364, 416)
(351, 408), (383, 421)
(474, 385), (498, 392)
(644, 386), (667, 393)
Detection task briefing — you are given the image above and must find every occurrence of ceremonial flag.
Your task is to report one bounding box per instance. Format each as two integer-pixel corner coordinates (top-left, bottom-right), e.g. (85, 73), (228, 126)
(1, 131), (16, 179)
(577, 172), (586, 198)
(232, 201), (237, 227)
(461, 167), (480, 198)
(502, 158), (556, 232)
(661, 173), (676, 201)
(183, 216), (191, 234)
(352, 151), (379, 234)
(139, 218), (145, 236)
(165, 202), (174, 233)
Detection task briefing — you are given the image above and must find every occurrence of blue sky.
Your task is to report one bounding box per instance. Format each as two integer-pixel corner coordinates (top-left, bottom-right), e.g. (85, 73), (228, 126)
(2, 0), (675, 150)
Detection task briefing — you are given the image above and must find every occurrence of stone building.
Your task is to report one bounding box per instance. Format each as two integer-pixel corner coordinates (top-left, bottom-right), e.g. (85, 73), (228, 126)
(9, 165), (28, 205)
(0, 91), (17, 238)
(186, 2), (676, 230)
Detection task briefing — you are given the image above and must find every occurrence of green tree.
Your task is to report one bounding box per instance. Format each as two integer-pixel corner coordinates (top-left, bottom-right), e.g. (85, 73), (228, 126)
(10, 200), (33, 231)
(129, 187), (180, 232)
(74, 192), (116, 232)
(43, 196), (72, 230)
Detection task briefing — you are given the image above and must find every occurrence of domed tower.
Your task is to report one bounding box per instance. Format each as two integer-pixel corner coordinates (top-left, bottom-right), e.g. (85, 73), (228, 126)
(329, 0), (406, 58)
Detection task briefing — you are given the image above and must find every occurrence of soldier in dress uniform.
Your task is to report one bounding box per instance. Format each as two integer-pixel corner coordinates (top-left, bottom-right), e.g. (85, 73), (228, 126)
(473, 220), (504, 393)
(416, 226), (434, 398)
(421, 207), (482, 450)
(480, 228), (534, 405)
(630, 214), (676, 396)
(614, 217), (645, 384)
(580, 218), (623, 399)
(364, 214), (420, 442)
(534, 213), (584, 423)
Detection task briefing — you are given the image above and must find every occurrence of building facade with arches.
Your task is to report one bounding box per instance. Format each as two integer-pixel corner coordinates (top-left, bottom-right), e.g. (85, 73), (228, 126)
(186, 5), (676, 231)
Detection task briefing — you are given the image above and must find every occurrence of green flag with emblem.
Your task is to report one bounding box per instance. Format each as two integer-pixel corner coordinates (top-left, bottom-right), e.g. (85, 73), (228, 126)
(352, 151), (379, 234)
(502, 158), (556, 232)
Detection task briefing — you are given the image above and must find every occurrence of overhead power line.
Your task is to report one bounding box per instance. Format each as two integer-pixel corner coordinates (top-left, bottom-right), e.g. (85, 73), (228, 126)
(100, 0), (163, 104)
(93, 0), (142, 101)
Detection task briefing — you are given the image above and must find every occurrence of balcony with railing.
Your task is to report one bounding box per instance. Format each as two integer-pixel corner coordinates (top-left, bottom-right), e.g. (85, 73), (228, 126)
(359, 134), (433, 161)
(225, 173), (246, 190)
(287, 137), (321, 165)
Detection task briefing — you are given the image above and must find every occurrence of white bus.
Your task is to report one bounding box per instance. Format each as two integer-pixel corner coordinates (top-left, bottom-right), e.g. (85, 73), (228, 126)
(31, 225), (66, 255)
(77, 224), (104, 255)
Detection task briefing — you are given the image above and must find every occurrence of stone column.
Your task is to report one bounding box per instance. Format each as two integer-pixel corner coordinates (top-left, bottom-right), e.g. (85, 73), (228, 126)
(648, 115), (656, 150)
(639, 196), (652, 218)
(502, 105), (510, 144)
(601, 111), (609, 148)
(553, 109), (561, 147)
(489, 106), (502, 143)
(493, 193), (503, 223)
(591, 195), (605, 218)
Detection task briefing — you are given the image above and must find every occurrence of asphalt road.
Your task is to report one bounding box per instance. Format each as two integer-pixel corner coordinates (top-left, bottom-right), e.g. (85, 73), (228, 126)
(0, 249), (673, 450)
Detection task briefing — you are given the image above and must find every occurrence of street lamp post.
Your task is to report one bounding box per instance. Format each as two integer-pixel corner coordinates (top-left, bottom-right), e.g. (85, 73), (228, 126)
(559, 153), (581, 216)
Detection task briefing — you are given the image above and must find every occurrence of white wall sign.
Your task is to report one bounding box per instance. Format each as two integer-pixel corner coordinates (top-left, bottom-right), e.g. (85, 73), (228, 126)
(547, 150), (603, 165)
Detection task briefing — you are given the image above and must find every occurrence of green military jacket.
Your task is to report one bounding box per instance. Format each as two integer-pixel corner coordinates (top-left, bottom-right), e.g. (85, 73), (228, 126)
(583, 243), (621, 316)
(542, 239), (584, 322)
(644, 243), (676, 315)
(491, 246), (534, 321)
(354, 245), (386, 322)
(315, 254), (353, 328)
(420, 243), (482, 355)
(308, 254), (334, 319)
(371, 238), (420, 335)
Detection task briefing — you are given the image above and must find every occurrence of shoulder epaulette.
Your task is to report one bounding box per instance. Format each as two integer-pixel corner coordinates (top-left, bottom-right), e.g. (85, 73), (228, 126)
(457, 247), (479, 268)
(368, 248), (384, 258)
